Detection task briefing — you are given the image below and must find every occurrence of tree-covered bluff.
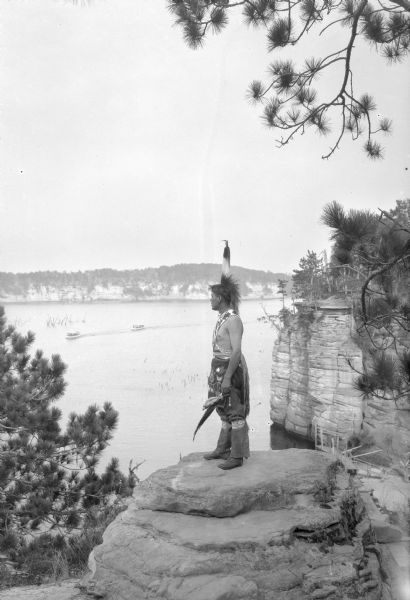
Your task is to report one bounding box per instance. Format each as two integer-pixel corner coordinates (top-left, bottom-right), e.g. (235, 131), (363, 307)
(271, 199), (410, 463)
(0, 264), (288, 303)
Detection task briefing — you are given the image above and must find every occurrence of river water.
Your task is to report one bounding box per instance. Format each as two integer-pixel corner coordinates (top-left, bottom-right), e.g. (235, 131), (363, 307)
(4, 299), (282, 480)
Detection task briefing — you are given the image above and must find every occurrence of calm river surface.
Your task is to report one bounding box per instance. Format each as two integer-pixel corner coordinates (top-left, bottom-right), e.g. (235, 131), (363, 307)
(4, 300), (281, 480)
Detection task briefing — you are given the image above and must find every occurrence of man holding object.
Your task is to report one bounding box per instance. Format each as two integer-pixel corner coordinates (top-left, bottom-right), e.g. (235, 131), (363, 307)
(203, 243), (250, 470)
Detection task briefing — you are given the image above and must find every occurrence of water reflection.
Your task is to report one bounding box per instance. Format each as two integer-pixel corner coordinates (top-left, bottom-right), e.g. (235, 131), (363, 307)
(270, 423), (315, 450)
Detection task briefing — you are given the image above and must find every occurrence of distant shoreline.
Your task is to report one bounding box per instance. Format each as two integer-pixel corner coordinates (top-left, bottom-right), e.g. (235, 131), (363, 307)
(0, 264), (289, 307)
(0, 296), (282, 306)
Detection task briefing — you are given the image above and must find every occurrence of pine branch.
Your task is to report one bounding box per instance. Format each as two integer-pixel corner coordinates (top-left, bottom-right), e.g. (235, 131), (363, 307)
(378, 208), (410, 234)
(361, 252), (410, 322)
(389, 0), (410, 10)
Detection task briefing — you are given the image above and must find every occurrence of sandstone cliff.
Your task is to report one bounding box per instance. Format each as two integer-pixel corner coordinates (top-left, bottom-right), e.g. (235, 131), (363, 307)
(82, 450), (387, 600)
(270, 301), (410, 455)
(271, 301), (363, 441)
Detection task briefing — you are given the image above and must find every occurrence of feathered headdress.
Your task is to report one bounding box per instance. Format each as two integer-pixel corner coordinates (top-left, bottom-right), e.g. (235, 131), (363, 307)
(222, 240), (230, 276)
(210, 241), (241, 313)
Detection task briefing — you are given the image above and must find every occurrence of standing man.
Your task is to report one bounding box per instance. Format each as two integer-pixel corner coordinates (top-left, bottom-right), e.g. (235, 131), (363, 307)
(203, 243), (250, 470)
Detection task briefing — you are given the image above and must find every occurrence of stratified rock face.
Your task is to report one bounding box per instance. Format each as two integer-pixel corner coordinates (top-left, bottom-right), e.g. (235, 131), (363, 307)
(270, 304), (364, 443)
(133, 449), (336, 517)
(363, 395), (410, 455)
(84, 451), (378, 600)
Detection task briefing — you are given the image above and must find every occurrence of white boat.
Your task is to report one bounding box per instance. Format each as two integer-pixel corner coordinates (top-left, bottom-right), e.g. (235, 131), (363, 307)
(66, 331), (81, 339)
(131, 324), (144, 331)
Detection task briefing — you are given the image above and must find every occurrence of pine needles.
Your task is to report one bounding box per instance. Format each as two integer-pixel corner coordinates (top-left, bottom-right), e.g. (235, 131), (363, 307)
(168, 0), (408, 159)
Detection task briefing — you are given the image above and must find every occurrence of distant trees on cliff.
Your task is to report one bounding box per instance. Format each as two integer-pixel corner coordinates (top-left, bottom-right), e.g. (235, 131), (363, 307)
(289, 199), (410, 406)
(0, 306), (135, 578)
(292, 250), (332, 303)
(277, 279), (288, 309)
(168, 0), (409, 158)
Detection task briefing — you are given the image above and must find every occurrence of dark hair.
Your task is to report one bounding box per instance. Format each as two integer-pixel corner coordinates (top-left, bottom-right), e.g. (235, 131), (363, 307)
(209, 275), (241, 312)
(209, 284), (231, 305)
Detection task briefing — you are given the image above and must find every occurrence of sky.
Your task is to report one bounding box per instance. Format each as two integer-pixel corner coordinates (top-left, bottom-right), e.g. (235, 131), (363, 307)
(0, 0), (409, 274)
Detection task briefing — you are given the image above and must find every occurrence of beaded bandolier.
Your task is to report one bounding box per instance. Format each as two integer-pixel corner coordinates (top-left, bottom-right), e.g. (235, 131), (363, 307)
(212, 308), (236, 356)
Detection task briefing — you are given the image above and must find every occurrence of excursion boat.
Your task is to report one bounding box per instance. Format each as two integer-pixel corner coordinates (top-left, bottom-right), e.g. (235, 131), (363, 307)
(131, 324), (144, 331)
(66, 331), (81, 340)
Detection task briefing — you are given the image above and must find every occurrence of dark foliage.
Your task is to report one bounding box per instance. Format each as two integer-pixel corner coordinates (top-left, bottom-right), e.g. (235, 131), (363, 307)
(0, 306), (135, 558)
(292, 250), (333, 302)
(322, 199), (410, 405)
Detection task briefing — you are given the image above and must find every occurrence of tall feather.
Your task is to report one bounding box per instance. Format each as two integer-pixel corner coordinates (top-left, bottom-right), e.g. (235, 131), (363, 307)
(209, 241), (241, 311)
(222, 240), (230, 276)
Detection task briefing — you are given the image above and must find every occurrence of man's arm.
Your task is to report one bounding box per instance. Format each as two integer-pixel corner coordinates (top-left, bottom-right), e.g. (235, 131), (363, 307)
(221, 318), (243, 391)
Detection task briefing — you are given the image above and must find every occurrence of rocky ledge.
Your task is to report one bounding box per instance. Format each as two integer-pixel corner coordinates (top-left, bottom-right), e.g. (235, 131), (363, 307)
(83, 450), (387, 600)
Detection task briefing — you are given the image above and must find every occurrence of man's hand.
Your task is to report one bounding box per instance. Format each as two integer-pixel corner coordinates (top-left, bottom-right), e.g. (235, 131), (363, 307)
(203, 394), (222, 409)
(221, 375), (232, 396)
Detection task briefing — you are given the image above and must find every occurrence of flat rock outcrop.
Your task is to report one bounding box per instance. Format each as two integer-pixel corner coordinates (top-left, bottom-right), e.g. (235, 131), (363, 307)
(132, 449), (336, 517)
(84, 450), (385, 600)
(0, 580), (87, 600)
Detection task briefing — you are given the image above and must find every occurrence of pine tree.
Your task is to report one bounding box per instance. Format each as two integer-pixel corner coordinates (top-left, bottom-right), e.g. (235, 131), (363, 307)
(277, 278), (288, 309)
(321, 199), (410, 406)
(0, 306), (133, 555)
(168, 0), (409, 158)
(292, 250), (329, 303)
